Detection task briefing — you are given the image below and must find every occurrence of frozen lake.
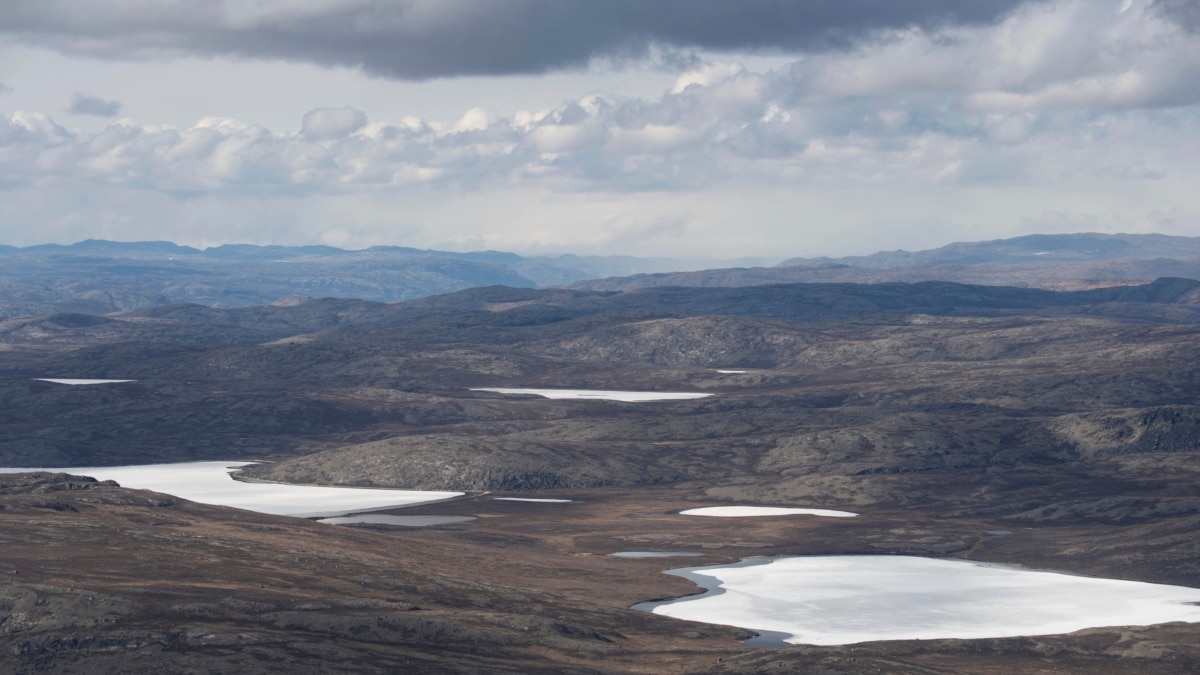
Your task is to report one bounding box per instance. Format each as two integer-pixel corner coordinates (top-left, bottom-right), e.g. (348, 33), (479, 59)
(0, 461), (461, 517)
(318, 514), (475, 527)
(680, 506), (858, 518)
(34, 378), (136, 385)
(471, 388), (711, 402)
(492, 497), (574, 503)
(637, 555), (1200, 646)
(610, 551), (705, 558)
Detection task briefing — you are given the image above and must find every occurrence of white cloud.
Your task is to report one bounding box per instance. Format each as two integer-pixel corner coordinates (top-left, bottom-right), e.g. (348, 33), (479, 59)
(300, 107), (368, 140)
(779, 0), (1200, 112)
(671, 62), (746, 94)
(446, 107), (491, 134)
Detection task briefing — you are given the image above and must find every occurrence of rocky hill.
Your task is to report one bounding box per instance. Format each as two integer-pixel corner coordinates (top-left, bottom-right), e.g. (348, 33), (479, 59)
(4, 278), (1200, 489)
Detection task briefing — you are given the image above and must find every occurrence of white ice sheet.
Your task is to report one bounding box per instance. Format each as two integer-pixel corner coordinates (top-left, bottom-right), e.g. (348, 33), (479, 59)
(0, 461), (460, 517)
(639, 555), (1200, 646)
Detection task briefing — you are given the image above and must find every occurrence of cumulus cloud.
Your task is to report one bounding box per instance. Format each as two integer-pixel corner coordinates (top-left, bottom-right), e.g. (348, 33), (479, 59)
(2, 45), (1193, 200)
(301, 107), (368, 140)
(66, 92), (123, 117)
(780, 0), (1200, 112)
(0, 0), (1027, 79)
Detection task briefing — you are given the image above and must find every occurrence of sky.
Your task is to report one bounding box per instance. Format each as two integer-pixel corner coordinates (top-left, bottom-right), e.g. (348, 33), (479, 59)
(1, 0), (1199, 258)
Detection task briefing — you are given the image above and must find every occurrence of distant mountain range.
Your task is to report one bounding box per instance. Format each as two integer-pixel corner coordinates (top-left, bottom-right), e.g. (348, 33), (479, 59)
(569, 233), (1200, 292)
(780, 233), (1200, 267)
(2, 233), (1199, 318)
(0, 240), (773, 318)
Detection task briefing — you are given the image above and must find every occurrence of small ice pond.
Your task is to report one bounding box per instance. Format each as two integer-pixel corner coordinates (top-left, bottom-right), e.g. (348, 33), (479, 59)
(492, 497), (574, 503)
(318, 514), (475, 527)
(714, 370), (747, 374)
(471, 388), (710, 402)
(680, 506), (858, 518)
(34, 378), (136, 385)
(0, 461), (460, 518)
(611, 551), (705, 558)
(637, 555), (1200, 646)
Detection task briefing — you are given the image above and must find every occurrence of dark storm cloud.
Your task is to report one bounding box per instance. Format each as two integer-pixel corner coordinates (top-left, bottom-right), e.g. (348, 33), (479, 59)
(67, 92), (123, 117)
(1152, 0), (1200, 31)
(1, 0), (1029, 79)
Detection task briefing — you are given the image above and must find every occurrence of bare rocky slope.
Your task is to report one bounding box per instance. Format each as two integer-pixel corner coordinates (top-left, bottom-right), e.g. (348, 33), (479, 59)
(4, 278), (1200, 501)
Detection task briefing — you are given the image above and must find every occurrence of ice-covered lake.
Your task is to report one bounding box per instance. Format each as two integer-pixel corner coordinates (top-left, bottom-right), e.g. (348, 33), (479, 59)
(610, 551), (705, 558)
(637, 555), (1200, 646)
(492, 497), (574, 503)
(471, 388), (711, 402)
(318, 514), (475, 527)
(680, 506), (858, 518)
(34, 378), (136, 385)
(0, 461), (461, 517)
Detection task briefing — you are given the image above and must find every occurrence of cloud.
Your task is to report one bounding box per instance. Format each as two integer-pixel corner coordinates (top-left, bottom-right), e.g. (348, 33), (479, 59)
(301, 107), (368, 140)
(1, 0), (1026, 79)
(1, 53), (1192, 199)
(1, 0), (1198, 257)
(780, 0), (1200, 112)
(67, 92), (123, 117)
(1153, 0), (1200, 31)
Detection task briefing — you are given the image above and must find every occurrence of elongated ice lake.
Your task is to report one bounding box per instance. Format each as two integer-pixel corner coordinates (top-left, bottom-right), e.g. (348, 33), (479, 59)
(471, 388), (710, 402)
(0, 461), (461, 517)
(611, 551), (705, 558)
(637, 555), (1200, 646)
(680, 506), (858, 518)
(34, 378), (136, 385)
(318, 514), (475, 527)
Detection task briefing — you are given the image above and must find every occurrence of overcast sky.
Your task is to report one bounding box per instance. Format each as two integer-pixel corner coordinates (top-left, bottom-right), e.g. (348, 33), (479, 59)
(2, 0), (1199, 257)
